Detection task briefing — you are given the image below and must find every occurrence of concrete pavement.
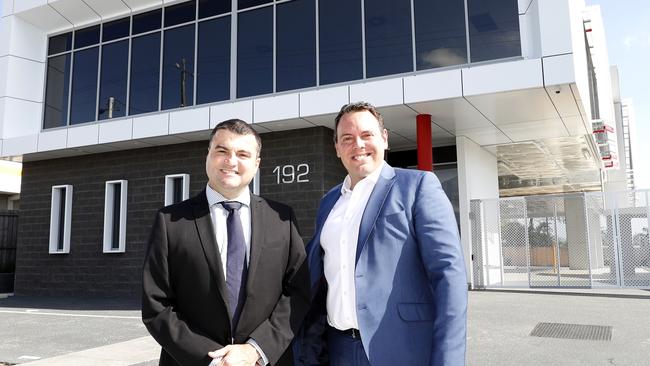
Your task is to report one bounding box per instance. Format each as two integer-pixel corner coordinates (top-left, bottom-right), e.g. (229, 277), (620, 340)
(2, 289), (650, 365)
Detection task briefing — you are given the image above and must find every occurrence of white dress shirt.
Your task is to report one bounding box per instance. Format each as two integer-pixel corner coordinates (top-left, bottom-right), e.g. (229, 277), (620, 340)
(205, 183), (252, 277)
(205, 184), (267, 366)
(320, 162), (384, 330)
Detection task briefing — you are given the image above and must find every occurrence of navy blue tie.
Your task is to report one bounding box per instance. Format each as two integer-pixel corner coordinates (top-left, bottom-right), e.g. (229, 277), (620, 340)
(220, 201), (248, 331)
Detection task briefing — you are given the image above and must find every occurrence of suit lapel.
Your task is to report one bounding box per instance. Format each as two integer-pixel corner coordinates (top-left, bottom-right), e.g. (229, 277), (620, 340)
(356, 164), (396, 264)
(235, 194), (266, 333)
(191, 190), (228, 308)
(246, 194), (265, 294)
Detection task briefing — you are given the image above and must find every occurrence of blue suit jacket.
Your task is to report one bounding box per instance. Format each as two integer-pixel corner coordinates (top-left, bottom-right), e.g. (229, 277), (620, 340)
(295, 164), (467, 366)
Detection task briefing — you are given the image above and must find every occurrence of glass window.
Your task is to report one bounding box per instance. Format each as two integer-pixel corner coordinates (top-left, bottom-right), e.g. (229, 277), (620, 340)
(165, 0), (196, 27)
(197, 17), (231, 104)
(133, 9), (162, 35)
(364, 0), (413, 78)
(129, 32), (161, 115)
(70, 47), (99, 124)
(98, 40), (129, 120)
(43, 54), (71, 129)
(74, 25), (100, 49)
(237, 6), (272, 98)
(238, 0), (272, 10)
(103, 17), (130, 42)
(277, 0), (316, 92)
(414, 0), (467, 70)
(162, 24), (195, 110)
(468, 0), (521, 62)
(199, 0), (231, 18)
(319, 0), (362, 85)
(48, 32), (72, 55)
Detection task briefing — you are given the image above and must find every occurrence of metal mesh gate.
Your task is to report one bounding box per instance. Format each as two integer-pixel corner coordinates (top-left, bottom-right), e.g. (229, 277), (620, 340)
(470, 190), (650, 289)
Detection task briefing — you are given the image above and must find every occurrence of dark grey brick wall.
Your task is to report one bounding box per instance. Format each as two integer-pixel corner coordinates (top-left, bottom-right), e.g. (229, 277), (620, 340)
(15, 141), (209, 298)
(15, 126), (345, 297)
(259, 126), (346, 240)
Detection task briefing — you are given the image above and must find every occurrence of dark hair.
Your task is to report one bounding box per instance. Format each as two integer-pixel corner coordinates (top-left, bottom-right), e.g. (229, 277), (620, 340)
(333, 101), (384, 142)
(209, 119), (262, 156)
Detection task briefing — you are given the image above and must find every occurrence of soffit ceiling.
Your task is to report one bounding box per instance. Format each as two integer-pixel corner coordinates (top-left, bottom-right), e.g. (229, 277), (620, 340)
(378, 84), (602, 197)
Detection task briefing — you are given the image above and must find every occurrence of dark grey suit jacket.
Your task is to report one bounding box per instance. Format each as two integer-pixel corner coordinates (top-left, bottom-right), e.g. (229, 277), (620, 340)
(142, 189), (311, 366)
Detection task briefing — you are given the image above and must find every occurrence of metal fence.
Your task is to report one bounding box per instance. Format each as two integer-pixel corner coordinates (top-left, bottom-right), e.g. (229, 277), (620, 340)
(470, 191), (650, 289)
(0, 210), (18, 274)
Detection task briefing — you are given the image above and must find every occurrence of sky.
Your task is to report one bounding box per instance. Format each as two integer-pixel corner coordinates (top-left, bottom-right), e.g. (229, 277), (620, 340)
(585, 0), (650, 189)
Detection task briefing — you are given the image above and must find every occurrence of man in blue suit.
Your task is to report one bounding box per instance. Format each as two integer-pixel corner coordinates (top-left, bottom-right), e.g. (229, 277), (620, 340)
(295, 102), (467, 366)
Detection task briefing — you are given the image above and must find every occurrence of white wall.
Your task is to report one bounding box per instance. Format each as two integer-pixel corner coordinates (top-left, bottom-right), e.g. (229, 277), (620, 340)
(0, 15), (46, 139)
(0, 159), (21, 194)
(585, 6), (615, 125)
(456, 136), (499, 284)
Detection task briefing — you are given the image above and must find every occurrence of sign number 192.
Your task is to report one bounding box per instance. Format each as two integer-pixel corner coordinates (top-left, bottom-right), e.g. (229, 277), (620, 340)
(272, 164), (310, 184)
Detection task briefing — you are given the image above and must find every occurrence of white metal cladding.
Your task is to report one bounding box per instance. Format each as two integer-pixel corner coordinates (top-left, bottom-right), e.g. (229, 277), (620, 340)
(470, 190), (650, 289)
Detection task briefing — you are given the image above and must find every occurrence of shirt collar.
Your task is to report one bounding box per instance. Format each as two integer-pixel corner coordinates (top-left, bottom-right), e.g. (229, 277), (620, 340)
(340, 161), (385, 194)
(205, 183), (251, 207)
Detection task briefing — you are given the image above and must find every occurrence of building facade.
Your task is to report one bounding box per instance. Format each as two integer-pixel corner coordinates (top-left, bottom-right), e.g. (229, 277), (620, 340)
(0, 0), (628, 296)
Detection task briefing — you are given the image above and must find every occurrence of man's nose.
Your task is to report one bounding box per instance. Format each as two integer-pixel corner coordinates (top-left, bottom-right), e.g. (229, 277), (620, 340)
(224, 151), (237, 164)
(353, 136), (365, 148)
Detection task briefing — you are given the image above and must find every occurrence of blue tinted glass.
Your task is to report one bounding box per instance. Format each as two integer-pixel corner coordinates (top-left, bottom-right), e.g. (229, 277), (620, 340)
(197, 17), (231, 104)
(364, 0), (412, 78)
(162, 24), (195, 109)
(238, 0), (271, 10)
(237, 7), (272, 98)
(130, 33), (161, 115)
(133, 9), (162, 35)
(414, 0), (467, 70)
(49, 33), (72, 55)
(99, 40), (129, 120)
(165, 0), (196, 27)
(74, 25), (100, 49)
(468, 0), (521, 62)
(277, 0), (316, 92)
(70, 47), (99, 124)
(199, 0), (231, 18)
(319, 0), (362, 85)
(44, 54), (71, 129)
(103, 17), (130, 42)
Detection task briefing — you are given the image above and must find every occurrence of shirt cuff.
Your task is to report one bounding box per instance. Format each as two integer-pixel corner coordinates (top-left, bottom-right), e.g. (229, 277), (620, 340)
(246, 338), (269, 366)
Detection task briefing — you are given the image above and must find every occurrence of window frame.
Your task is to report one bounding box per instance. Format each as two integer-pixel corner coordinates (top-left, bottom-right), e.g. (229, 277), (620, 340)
(49, 185), (73, 254)
(164, 174), (190, 205)
(41, 0), (522, 129)
(103, 180), (128, 253)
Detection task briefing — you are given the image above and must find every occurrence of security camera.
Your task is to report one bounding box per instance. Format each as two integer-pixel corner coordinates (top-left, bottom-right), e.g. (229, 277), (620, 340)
(553, 87), (561, 94)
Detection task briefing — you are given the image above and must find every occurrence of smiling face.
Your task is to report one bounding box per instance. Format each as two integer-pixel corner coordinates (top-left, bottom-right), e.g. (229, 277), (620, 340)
(335, 110), (388, 188)
(205, 129), (260, 199)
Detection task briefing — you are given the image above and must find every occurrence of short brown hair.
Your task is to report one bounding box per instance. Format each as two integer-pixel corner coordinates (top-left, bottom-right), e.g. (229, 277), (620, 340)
(209, 119), (262, 156)
(334, 101), (384, 142)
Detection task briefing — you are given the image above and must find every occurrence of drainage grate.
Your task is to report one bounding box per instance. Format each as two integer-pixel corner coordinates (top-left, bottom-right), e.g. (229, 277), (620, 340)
(530, 322), (612, 341)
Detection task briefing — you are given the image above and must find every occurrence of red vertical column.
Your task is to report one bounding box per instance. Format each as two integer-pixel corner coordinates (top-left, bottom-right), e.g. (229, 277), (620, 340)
(416, 114), (433, 171)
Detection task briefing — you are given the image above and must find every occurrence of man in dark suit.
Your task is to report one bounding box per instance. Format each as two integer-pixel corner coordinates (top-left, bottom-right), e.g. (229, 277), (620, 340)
(142, 119), (311, 366)
(295, 102), (467, 366)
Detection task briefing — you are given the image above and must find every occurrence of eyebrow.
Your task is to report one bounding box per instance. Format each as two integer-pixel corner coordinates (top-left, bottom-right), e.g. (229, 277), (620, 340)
(214, 144), (254, 154)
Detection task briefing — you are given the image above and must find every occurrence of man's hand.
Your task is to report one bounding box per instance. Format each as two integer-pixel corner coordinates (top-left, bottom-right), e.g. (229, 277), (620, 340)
(208, 344), (260, 366)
